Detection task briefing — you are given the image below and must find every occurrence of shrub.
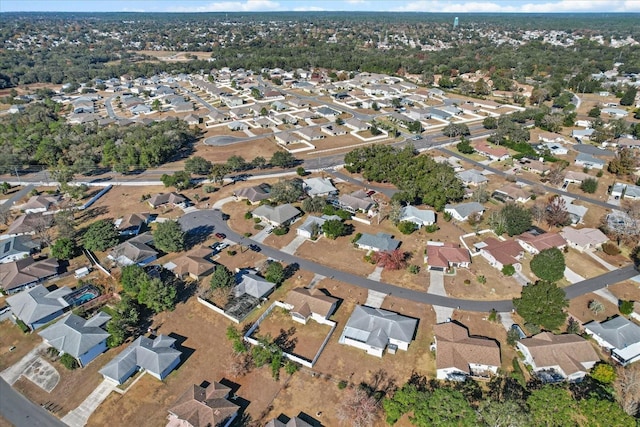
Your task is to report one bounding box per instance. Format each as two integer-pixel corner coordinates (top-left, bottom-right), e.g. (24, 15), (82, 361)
(619, 300), (634, 315)
(488, 309), (500, 322)
(424, 224), (439, 233)
(602, 242), (621, 256)
(60, 353), (78, 370)
(244, 212), (252, 220)
(16, 319), (29, 333)
(254, 224), (264, 230)
(580, 178), (598, 194)
(227, 250), (237, 256)
(407, 265), (420, 274)
(351, 232), (362, 244)
(477, 275), (487, 284)
(243, 232), (252, 237)
(507, 328), (521, 346)
(338, 380), (348, 389)
(443, 212), (452, 222)
(398, 221), (417, 235)
(596, 170), (603, 178)
(463, 279), (471, 285)
(502, 264), (516, 276)
(272, 226), (289, 236)
(204, 185), (217, 193)
(253, 217), (262, 223)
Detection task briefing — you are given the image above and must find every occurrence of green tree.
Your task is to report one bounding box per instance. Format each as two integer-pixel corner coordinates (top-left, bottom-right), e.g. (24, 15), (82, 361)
(527, 385), (577, 427)
(501, 203), (532, 237)
(588, 106), (601, 118)
(120, 264), (147, 295)
(590, 363), (617, 385)
(83, 219), (119, 252)
(580, 177), (598, 194)
(153, 220), (185, 253)
(265, 261), (285, 285)
(619, 300), (634, 315)
(209, 163), (231, 185)
(383, 384), (425, 425)
(578, 396), (634, 427)
(483, 116), (498, 129)
(502, 264), (516, 276)
(226, 155), (247, 172)
(412, 388), (478, 427)
(60, 353), (79, 370)
(270, 179), (303, 204)
(322, 219), (347, 239)
(513, 280), (568, 330)
(398, 221), (418, 235)
(138, 276), (177, 313)
(531, 247), (566, 282)
(106, 295), (140, 347)
(0, 182), (10, 194)
(296, 166), (306, 176)
(50, 237), (77, 260)
(620, 87), (637, 106)
(477, 399), (531, 427)
(270, 151), (297, 168)
(302, 197), (326, 213)
(456, 137), (474, 154)
(210, 265), (235, 290)
(184, 156), (213, 175)
(161, 170), (192, 190)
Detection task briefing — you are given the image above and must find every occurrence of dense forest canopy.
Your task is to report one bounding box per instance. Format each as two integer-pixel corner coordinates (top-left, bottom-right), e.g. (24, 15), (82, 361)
(1, 12), (640, 88)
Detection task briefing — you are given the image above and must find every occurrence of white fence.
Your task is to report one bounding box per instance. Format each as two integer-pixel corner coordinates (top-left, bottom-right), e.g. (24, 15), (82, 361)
(197, 296), (241, 324)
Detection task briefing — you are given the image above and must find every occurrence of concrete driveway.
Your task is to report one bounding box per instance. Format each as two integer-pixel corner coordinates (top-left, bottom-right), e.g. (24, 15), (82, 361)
(22, 357), (59, 392)
(1, 342), (48, 385)
(61, 378), (116, 427)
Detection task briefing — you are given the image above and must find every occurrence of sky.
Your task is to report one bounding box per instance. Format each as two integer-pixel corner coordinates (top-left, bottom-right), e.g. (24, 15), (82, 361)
(2, 0), (640, 13)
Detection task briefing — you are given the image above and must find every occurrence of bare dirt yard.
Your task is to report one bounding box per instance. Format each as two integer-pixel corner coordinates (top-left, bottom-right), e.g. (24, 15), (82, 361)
(295, 235), (376, 278)
(250, 308), (332, 362)
(445, 260), (523, 300)
(568, 293), (620, 324)
(609, 280), (640, 302)
(0, 321), (42, 371)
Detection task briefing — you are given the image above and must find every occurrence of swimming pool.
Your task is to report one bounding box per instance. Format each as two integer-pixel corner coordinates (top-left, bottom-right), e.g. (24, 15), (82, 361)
(65, 285), (100, 307)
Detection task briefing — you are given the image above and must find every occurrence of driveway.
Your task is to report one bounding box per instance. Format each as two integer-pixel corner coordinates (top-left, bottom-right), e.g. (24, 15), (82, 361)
(281, 235), (307, 255)
(428, 271), (446, 296)
(1, 342), (48, 385)
(61, 378), (116, 427)
(22, 357), (59, 392)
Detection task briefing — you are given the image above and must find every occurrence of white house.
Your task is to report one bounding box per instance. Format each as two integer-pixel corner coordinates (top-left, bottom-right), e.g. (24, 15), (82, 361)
(574, 153), (605, 170)
(282, 287), (338, 325)
(585, 316), (640, 366)
(302, 177), (338, 197)
(398, 205), (436, 227)
(560, 227), (608, 252)
(444, 202), (485, 222)
(339, 305), (417, 357)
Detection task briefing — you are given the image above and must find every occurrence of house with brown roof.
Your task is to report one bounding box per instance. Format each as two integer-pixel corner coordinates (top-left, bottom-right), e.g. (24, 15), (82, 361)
(474, 141), (510, 162)
(235, 183), (272, 204)
(560, 227), (608, 252)
(167, 381), (239, 427)
(425, 243), (470, 271)
(6, 213), (54, 237)
(516, 232), (566, 254)
(492, 184), (531, 203)
(517, 332), (599, 382)
(0, 257), (60, 294)
(115, 213), (151, 236)
(434, 321), (501, 380)
(282, 288), (338, 325)
(22, 195), (62, 214)
(147, 193), (188, 209)
(108, 232), (157, 267)
(168, 247), (214, 281)
(477, 237), (524, 272)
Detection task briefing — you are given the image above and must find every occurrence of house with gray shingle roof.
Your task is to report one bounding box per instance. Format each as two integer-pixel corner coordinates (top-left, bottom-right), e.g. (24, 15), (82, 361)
(99, 335), (181, 384)
(398, 206), (435, 227)
(0, 235), (40, 264)
(302, 177), (337, 197)
(456, 170), (488, 187)
(108, 232), (157, 267)
(585, 316), (640, 366)
(575, 153), (605, 170)
(252, 204), (302, 226)
(444, 202), (485, 222)
(234, 271), (275, 300)
(39, 312), (111, 367)
(339, 305), (417, 357)
(355, 232), (400, 252)
(6, 284), (71, 330)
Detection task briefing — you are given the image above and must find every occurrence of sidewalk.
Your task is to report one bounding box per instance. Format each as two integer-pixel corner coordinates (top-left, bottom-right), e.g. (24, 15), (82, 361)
(61, 378), (115, 427)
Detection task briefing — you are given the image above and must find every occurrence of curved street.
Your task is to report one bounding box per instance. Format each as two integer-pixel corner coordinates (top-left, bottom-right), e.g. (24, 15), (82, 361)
(195, 209), (638, 312)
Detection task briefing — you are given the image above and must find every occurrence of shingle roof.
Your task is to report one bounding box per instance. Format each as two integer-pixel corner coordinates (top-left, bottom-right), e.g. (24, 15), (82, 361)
(0, 257), (60, 292)
(99, 335), (181, 382)
(147, 192), (187, 208)
(426, 243), (470, 268)
(109, 233), (158, 266)
(560, 227), (608, 248)
(585, 316), (640, 350)
(356, 232), (400, 252)
(302, 177), (337, 196)
(170, 247), (214, 278)
(399, 206), (435, 225)
(434, 322), (501, 373)
(252, 204), (301, 225)
(6, 284), (71, 326)
(444, 202), (484, 220)
(0, 235), (40, 261)
(168, 382), (239, 427)
(517, 232), (566, 252)
(518, 332), (599, 376)
(456, 169), (488, 185)
(234, 272), (275, 299)
(482, 237), (523, 266)
(342, 306), (417, 349)
(39, 312), (110, 358)
(6, 213), (54, 236)
(284, 288), (338, 319)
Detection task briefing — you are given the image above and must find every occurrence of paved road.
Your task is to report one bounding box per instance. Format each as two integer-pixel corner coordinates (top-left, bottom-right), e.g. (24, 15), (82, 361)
(0, 184), (34, 213)
(0, 378), (66, 427)
(440, 148), (620, 210)
(203, 209), (638, 312)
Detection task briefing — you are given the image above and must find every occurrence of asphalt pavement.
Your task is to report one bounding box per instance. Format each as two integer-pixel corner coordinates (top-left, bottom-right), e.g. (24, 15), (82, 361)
(0, 378), (66, 427)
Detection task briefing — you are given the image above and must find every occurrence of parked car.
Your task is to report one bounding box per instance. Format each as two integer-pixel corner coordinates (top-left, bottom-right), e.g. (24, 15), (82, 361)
(215, 232), (226, 239)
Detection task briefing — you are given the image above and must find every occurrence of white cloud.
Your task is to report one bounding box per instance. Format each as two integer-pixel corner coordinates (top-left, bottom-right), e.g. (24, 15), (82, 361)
(346, 0), (367, 4)
(168, 0), (280, 12)
(393, 0), (640, 13)
(293, 6), (326, 11)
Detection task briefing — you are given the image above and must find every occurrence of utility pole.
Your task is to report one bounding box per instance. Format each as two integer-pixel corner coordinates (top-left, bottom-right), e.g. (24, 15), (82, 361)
(14, 166), (21, 186)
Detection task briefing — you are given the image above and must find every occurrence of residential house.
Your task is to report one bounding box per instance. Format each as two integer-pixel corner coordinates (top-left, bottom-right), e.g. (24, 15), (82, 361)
(564, 171), (591, 184)
(538, 142), (568, 156)
(444, 202), (485, 222)
(425, 243), (470, 271)
(8, 105), (25, 114)
(235, 183), (272, 204)
(295, 127), (325, 141)
(224, 96), (244, 108)
(108, 232), (158, 267)
(618, 137), (640, 149)
(183, 114), (200, 125)
(274, 131), (303, 145)
(295, 215), (340, 239)
(517, 332), (600, 382)
(302, 177), (337, 197)
(478, 237), (524, 272)
(115, 213), (151, 236)
(265, 416), (313, 427)
(611, 183), (640, 200)
(517, 232), (566, 254)
(492, 184), (531, 203)
(585, 316), (640, 366)
(434, 321), (501, 380)
(234, 270), (275, 300)
(6, 284), (70, 330)
(339, 305), (418, 357)
(398, 206), (436, 227)
(167, 381), (239, 427)
(520, 159), (550, 175)
(474, 141), (510, 161)
(456, 170), (488, 187)
(355, 232), (400, 252)
(575, 153), (605, 170)
(100, 335), (182, 384)
(538, 132), (566, 144)
(130, 104), (153, 115)
(168, 247), (214, 281)
(227, 121), (248, 131)
(282, 288), (338, 324)
(6, 213), (54, 237)
(147, 193), (188, 209)
(602, 107), (629, 118)
(344, 118), (370, 132)
(38, 312), (111, 367)
(22, 195), (61, 214)
(560, 227), (608, 252)
(338, 190), (374, 214)
(252, 204), (302, 227)
(572, 128), (595, 140)
(0, 235), (40, 264)
(0, 257), (60, 294)
(320, 124), (349, 136)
